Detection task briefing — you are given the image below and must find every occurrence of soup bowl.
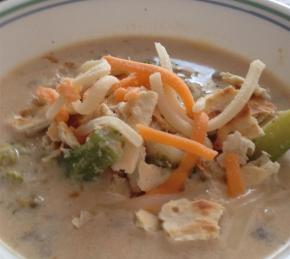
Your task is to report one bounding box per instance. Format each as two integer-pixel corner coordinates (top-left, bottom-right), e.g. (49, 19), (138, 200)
(0, 0), (290, 258)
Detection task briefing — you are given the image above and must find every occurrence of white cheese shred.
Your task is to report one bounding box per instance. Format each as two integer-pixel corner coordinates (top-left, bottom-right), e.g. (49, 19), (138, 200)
(155, 42), (173, 71)
(207, 60), (265, 132)
(76, 116), (143, 147)
(72, 75), (118, 115)
(150, 73), (192, 137)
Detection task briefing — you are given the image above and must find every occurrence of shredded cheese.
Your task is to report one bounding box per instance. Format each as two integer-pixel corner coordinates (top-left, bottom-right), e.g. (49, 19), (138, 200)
(150, 73), (192, 137)
(72, 75), (118, 115)
(207, 60), (265, 132)
(76, 116), (143, 147)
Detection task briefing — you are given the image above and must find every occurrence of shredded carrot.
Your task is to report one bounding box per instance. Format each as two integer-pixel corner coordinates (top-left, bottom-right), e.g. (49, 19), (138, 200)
(104, 56), (195, 117)
(224, 152), (245, 197)
(55, 106), (69, 123)
(36, 86), (59, 104)
(148, 112), (209, 194)
(136, 121), (216, 161)
(57, 78), (80, 102)
(114, 87), (127, 102)
(111, 74), (139, 91)
(124, 88), (140, 102)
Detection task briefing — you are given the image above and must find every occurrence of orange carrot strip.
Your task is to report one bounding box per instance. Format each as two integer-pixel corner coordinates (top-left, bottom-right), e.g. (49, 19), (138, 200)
(36, 86), (59, 104)
(57, 78), (80, 102)
(114, 87), (127, 102)
(224, 152), (245, 197)
(136, 122), (216, 161)
(148, 112), (209, 194)
(104, 56), (195, 117)
(55, 106), (69, 123)
(112, 74), (138, 91)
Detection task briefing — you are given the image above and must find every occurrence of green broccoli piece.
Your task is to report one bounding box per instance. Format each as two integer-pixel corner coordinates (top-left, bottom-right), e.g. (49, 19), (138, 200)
(60, 127), (124, 181)
(254, 110), (290, 161)
(0, 144), (19, 167)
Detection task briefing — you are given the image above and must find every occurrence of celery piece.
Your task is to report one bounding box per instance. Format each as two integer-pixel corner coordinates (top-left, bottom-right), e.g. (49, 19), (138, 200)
(5, 170), (23, 183)
(0, 144), (19, 167)
(254, 110), (290, 161)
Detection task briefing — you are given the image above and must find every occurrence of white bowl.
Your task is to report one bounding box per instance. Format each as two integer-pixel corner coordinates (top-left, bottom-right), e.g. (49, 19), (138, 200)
(0, 0), (290, 258)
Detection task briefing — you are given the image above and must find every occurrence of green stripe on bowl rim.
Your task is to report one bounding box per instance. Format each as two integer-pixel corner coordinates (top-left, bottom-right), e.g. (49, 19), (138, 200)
(0, 0), (289, 24)
(0, 0), (48, 18)
(232, 0), (290, 21)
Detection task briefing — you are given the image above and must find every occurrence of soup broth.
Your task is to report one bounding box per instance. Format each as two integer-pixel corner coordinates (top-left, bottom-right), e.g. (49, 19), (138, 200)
(0, 37), (290, 259)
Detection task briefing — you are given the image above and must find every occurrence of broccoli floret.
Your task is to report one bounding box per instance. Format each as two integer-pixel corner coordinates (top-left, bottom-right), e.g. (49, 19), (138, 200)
(60, 127), (124, 181)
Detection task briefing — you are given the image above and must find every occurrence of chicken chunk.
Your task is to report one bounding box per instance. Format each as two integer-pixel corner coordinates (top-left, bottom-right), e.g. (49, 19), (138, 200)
(133, 147), (169, 192)
(203, 86), (238, 119)
(217, 131), (255, 166)
(57, 122), (80, 148)
(135, 210), (160, 232)
(241, 152), (280, 188)
(118, 89), (158, 127)
(216, 106), (264, 148)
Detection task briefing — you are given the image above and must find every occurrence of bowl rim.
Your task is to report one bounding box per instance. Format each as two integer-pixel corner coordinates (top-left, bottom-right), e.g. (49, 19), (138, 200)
(0, 0), (289, 30)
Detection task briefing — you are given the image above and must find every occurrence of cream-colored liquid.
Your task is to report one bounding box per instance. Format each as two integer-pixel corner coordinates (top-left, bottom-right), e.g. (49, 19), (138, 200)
(0, 37), (290, 259)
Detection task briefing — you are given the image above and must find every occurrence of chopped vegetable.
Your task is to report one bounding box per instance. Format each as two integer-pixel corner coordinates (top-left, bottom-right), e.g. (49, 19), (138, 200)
(224, 152), (245, 197)
(111, 73), (144, 90)
(148, 112), (208, 194)
(5, 170), (23, 183)
(254, 110), (290, 161)
(0, 144), (19, 167)
(146, 142), (183, 168)
(60, 127), (124, 181)
(136, 123), (217, 161)
(103, 55), (195, 117)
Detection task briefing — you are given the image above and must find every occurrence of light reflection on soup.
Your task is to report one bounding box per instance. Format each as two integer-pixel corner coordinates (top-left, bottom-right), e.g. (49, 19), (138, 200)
(0, 37), (290, 259)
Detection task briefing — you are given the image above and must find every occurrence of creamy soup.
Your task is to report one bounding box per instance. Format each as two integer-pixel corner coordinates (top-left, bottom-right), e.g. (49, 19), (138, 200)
(0, 37), (290, 259)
